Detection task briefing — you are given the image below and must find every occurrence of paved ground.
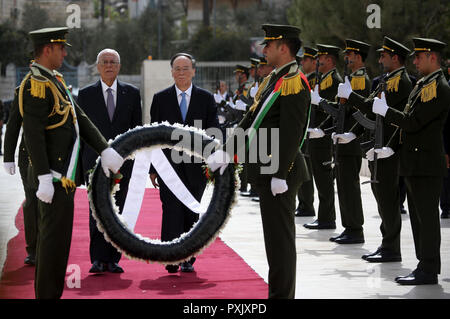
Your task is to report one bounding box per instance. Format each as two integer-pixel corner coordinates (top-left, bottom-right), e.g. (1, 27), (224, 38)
(1, 152), (449, 299)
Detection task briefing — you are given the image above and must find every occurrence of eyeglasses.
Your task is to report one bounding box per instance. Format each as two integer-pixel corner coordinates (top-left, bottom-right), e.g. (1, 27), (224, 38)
(173, 66), (192, 73)
(98, 60), (120, 66)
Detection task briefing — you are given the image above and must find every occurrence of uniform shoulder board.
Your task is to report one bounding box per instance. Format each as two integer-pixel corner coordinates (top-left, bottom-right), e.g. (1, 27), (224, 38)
(280, 70), (304, 96)
(351, 75), (366, 91)
(386, 70), (404, 93)
(420, 72), (441, 103)
(29, 67), (50, 99)
(320, 73), (333, 91)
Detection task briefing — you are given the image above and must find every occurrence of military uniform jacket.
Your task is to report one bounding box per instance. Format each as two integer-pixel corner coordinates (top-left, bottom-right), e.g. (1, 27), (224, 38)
(226, 61), (310, 184)
(312, 68), (342, 149)
(20, 63), (108, 186)
(3, 87), (27, 163)
(384, 69), (450, 177)
(348, 67), (413, 151)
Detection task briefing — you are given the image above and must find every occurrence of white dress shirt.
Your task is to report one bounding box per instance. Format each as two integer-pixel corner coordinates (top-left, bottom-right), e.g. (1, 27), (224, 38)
(175, 83), (192, 112)
(101, 78), (118, 107)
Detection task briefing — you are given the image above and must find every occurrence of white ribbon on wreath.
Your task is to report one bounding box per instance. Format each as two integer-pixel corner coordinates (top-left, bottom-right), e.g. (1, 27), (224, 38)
(121, 148), (206, 230)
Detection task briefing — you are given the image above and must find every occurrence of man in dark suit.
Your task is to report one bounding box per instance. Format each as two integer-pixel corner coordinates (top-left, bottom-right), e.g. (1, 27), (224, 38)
(78, 48), (142, 274)
(372, 38), (450, 285)
(149, 53), (219, 273)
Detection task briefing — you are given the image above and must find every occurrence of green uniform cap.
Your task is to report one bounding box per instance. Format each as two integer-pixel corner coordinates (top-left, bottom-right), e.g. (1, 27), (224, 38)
(303, 46), (318, 59)
(29, 27), (71, 47)
(411, 37), (447, 56)
(234, 64), (250, 74)
(343, 39), (371, 55)
(377, 36), (411, 58)
(250, 58), (260, 68)
(260, 24), (301, 45)
(258, 57), (268, 65)
(317, 44), (341, 58)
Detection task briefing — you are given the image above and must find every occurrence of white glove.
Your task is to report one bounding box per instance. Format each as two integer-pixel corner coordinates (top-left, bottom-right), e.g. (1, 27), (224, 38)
(373, 92), (389, 117)
(271, 177), (288, 196)
(366, 147), (395, 161)
(101, 147), (124, 178)
(375, 147), (394, 159)
(307, 128), (325, 139)
(337, 76), (352, 99)
(206, 150), (231, 175)
(3, 162), (16, 175)
(234, 99), (248, 111)
(332, 132), (356, 144)
(36, 174), (54, 204)
(214, 93), (224, 104)
(310, 84), (322, 105)
(249, 83), (259, 98)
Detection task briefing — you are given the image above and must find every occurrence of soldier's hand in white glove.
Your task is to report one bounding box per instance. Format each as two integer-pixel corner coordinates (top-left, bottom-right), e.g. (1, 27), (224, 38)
(249, 83), (259, 98)
(366, 147), (395, 161)
(310, 84), (322, 105)
(373, 92), (389, 117)
(206, 149), (231, 175)
(234, 99), (248, 111)
(3, 162), (16, 175)
(307, 128), (325, 139)
(271, 177), (288, 196)
(332, 132), (356, 144)
(36, 173), (54, 204)
(214, 93), (224, 104)
(375, 147), (394, 159)
(101, 147), (124, 178)
(337, 76), (352, 99)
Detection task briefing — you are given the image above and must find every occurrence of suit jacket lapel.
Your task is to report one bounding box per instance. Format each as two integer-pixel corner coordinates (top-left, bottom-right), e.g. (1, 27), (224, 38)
(185, 85), (196, 124)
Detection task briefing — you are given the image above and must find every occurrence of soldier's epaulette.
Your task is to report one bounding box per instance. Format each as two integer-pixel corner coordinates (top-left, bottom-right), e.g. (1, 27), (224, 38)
(386, 68), (404, 93)
(351, 75), (366, 91)
(280, 70), (304, 96)
(320, 73), (333, 91)
(29, 67), (50, 99)
(420, 72), (441, 103)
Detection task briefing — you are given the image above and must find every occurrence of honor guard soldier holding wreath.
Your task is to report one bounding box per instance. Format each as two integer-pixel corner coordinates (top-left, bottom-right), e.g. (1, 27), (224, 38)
(207, 24), (310, 299)
(20, 27), (124, 298)
(371, 38), (450, 285)
(338, 36), (413, 263)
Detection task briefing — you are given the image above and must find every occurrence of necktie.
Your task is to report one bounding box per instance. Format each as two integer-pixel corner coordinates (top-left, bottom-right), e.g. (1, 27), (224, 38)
(106, 88), (115, 121)
(180, 92), (187, 121)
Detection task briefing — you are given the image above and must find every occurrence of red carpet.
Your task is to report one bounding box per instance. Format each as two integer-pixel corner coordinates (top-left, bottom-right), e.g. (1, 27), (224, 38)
(0, 188), (267, 299)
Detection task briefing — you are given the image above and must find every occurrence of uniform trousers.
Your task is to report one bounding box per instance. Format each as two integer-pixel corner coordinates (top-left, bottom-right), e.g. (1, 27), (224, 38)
(369, 154), (402, 254)
(19, 145), (38, 257)
(297, 153), (315, 213)
(404, 176), (442, 274)
(335, 154), (364, 235)
(34, 182), (75, 299)
(309, 146), (335, 223)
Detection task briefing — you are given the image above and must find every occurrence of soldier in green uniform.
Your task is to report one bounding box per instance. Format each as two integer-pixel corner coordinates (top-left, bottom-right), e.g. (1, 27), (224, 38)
(20, 27), (125, 299)
(208, 24), (310, 298)
(372, 38), (450, 285)
(303, 44), (340, 230)
(311, 39), (371, 244)
(338, 36), (413, 262)
(3, 86), (39, 265)
(296, 46), (318, 217)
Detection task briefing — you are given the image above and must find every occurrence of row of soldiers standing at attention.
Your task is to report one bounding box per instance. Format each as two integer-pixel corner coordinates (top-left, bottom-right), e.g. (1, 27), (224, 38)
(218, 35), (450, 287)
